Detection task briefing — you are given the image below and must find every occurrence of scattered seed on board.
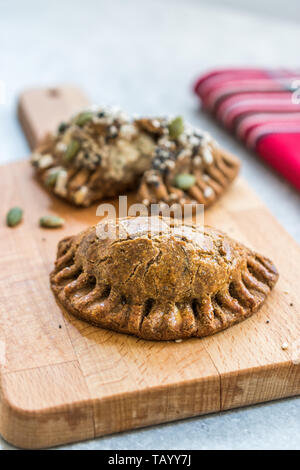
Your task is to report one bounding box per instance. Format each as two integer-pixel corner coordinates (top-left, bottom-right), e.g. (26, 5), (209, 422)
(281, 342), (289, 350)
(6, 207), (23, 227)
(39, 215), (65, 228)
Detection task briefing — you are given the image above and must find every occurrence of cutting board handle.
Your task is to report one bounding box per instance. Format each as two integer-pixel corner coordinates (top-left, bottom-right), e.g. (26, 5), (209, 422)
(18, 85), (90, 150)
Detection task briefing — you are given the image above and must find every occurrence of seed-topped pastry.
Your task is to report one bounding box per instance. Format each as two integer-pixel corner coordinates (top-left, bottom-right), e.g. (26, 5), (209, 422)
(136, 117), (240, 209)
(51, 216), (278, 341)
(31, 108), (240, 208)
(31, 107), (155, 206)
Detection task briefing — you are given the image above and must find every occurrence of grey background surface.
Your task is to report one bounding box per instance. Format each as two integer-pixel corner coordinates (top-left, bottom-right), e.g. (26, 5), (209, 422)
(0, 0), (299, 450)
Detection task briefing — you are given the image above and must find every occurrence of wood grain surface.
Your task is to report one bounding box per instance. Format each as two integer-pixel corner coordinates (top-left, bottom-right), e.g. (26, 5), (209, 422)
(0, 86), (299, 449)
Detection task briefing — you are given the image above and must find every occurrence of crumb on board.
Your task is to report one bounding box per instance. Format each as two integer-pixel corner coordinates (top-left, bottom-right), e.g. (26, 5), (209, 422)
(281, 342), (289, 350)
(175, 339), (183, 343)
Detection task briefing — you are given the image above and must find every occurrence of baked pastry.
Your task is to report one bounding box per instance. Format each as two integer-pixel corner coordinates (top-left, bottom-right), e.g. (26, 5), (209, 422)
(136, 118), (239, 209)
(50, 216), (278, 340)
(31, 108), (240, 208)
(31, 107), (154, 206)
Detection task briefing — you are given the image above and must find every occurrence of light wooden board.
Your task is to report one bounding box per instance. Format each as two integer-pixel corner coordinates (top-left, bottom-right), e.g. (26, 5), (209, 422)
(0, 86), (299, 449)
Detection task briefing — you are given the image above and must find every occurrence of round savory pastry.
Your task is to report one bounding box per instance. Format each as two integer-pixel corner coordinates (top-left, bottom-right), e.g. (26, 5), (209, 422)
(31, 109), (240, 208)
(50, 216), (278, 340)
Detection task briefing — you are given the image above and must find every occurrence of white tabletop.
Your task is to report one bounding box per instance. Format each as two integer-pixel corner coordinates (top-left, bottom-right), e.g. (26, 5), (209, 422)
(0, 0), (299, 450)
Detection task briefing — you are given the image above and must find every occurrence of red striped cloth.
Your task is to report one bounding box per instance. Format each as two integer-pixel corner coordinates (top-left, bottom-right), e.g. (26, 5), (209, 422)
(194, 68), (300, 191)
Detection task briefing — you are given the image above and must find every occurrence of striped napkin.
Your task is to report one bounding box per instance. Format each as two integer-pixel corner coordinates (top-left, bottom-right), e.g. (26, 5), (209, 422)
(194, 68), (300, 191)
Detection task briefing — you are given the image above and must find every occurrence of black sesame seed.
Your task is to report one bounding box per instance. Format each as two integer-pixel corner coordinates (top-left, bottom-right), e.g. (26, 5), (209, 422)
(58, 122), (68, 133)
(192, 145), (200, 156)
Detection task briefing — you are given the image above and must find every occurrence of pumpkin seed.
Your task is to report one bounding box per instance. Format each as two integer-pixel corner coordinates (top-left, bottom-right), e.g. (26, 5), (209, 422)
(75, 112), (94, 127)
(174, 173), (196, 190)
(39, 215), (65, 228)
(45, 168), (62, 187)
(6, 207), (23, 227)
(168, 116), (184, 139)
(63, 140), (80, 163)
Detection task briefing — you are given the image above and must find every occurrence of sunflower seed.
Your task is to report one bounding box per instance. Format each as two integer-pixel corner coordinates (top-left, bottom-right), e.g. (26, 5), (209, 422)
(54, 169), (68, 197)
(63, 140), (80, 163)
(203, 147), (213, 165)
(204, 187), (214, 198)
(73, 186), (89, 205)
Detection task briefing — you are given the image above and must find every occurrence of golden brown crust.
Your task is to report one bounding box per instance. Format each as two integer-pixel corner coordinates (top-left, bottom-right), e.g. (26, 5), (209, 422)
(50, 217), (278, 341)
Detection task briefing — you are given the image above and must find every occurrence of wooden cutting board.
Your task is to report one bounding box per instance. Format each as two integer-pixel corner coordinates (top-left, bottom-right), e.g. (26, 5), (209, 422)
(0, 86), (299, 449)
